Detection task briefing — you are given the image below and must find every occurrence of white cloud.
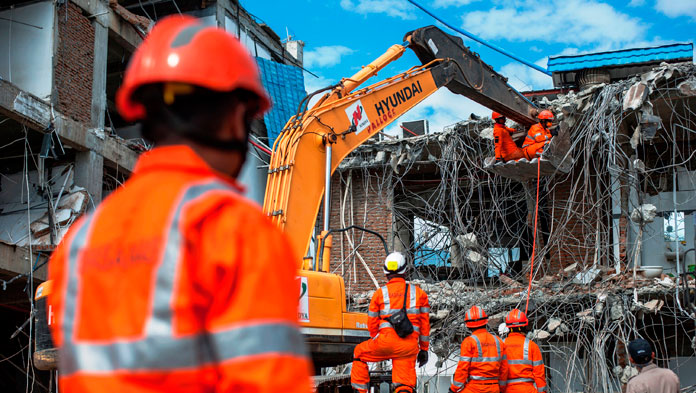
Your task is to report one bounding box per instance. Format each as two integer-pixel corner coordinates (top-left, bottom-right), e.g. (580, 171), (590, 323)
(339, 0), (416, 19)
(303, 72), (335, 109)
(304, 46), (355, 69)
(383, 89), (490, 136)
(462, 0), (646, 46)
(499, 58), (554, 92)
(655, 0), (696, 20)
(432, 0), (478, 8)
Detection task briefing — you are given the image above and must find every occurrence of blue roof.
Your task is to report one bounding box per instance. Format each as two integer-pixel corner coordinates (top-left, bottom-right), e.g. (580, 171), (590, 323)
(547, 43), (693, 73)
(256, 58), (306, 147)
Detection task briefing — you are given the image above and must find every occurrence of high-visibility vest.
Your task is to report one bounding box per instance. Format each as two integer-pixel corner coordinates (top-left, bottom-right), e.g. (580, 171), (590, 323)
(366, 277), (431, 350)
(48, 145), (312, 392)
(501, 333), (547, 393)
(451, 329), (508, 392)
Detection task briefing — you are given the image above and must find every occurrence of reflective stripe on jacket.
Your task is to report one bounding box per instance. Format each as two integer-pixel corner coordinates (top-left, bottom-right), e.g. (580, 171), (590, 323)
(501, 333), (546, 393)
(48, 145), (312, 393)
(522, 124), (552, 148)
(367, 277), (431, 351)
(451, 328), (508, 392)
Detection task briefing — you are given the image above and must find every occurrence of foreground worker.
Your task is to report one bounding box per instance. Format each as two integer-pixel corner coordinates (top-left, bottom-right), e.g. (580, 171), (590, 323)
(351, 252), (431, 393)
(47, 15), (312, 392)
(522, 110), (556, 160)
(450, 306), (508, 393)
(492, 112), (525, 162)
(500, 309), (546, 393)
(625, 339), (680, 393)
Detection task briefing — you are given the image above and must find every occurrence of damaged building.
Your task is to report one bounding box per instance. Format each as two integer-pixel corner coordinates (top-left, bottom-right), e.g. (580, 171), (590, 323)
(327, 56), (696, 391)
(0, 0), (306, 390)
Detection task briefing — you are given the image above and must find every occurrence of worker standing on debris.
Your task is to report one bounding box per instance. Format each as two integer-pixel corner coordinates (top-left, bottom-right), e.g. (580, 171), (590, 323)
(450, 306), (508, 393)
(47, 15), (312, 392)
(493, 111), (525, 162)
(522, 110), (556, 160)
(500, 309), (546, 393)
(625, 339), (680, 393)
(351, 252), (431, 393)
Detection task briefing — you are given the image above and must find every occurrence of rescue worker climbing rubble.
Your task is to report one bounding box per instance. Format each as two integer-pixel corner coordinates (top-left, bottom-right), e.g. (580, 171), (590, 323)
(522, 110), (557, 160)
(450, 306), (508, 393)
(492, 111), (525, 162)
(351, 252), (431, 393)
(500, 309), (547, 393)
(47, 15), (313, 392)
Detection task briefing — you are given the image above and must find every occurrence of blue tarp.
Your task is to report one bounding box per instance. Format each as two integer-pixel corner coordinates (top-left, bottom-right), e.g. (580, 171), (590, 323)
(548, 43), (693, 73)
(256, 58), (306, 148)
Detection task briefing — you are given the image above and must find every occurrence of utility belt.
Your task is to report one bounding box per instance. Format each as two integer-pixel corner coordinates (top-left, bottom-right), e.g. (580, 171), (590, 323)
(504, 378), (534, 385)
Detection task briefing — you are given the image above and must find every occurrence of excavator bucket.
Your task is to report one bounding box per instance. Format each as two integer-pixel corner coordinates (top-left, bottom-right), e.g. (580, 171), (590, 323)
(484, 124), (574, 180)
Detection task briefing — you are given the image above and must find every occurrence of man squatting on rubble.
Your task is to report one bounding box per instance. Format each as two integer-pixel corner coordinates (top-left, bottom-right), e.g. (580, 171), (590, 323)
(47, 15), (313, 392)
(625, 339), (680, 393)
(351, 252), (431, 393)
(493, 110), (556, 163)
(450, 306), (508, 393)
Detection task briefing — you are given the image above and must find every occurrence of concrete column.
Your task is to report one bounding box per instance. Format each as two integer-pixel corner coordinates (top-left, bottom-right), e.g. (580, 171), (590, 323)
(392, 210), (413, 255)
(75, 150), (103, 206)
(91, 14), (109, 130)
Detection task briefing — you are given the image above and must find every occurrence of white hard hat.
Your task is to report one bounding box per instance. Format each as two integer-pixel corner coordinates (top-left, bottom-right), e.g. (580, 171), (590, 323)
(383, 252), (407, 275)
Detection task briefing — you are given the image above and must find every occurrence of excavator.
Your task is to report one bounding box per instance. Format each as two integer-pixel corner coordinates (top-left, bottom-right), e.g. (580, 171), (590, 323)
(262, 25), (543, 378)
(34, 25), (552, 388)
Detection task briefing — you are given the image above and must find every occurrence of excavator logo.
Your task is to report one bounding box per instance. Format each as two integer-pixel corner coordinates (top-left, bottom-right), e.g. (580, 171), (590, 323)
(345, 100), (370, 135)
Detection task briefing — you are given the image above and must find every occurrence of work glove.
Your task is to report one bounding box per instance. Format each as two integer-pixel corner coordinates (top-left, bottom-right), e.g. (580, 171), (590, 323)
(550, 128), (558, 137)
(417, 350), (429, 368)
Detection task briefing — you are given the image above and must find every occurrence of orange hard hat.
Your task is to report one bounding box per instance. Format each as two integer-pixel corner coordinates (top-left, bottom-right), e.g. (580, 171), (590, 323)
(538, 110), (554, 120)
(492, 111), (504, 120)
(505, 308), (529, 327)
(464, 305), (488, 328)
(116, 15), (271, 122)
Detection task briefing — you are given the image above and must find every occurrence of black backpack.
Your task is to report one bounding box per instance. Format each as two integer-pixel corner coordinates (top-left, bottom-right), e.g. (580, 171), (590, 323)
(388, 283), (414, 338)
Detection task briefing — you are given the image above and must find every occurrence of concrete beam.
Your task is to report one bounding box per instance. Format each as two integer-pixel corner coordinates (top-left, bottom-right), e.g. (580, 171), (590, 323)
(0, 79), (137, 172)
(91, 14), (109, 130)
(0, 243), (47, 282)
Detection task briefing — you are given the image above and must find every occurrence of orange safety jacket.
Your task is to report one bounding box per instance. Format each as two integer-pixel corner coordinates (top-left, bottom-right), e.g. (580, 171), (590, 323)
(48, 145), (312, 393)
(493, 124), (524, 162)
(501, 333), (546, 393)
(522, 123), (552, 159)
(451, 329), (508, 393)
(367, 277), (431, 351)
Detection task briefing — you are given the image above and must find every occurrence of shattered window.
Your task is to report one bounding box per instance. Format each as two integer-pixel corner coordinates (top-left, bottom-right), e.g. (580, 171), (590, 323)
(414, 217), (451, 267)
(663, 211), (685, 243)
(487, 247), (520, 277)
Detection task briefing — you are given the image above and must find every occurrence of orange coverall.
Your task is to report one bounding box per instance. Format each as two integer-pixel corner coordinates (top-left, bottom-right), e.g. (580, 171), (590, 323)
(48, 145), (312, 393)
(351, 277), (430, 393)
(450, 328), (508, 393)
(494, 124), (525, 162)
(522, 123), (553, 160)
(501, 333), (547, 393)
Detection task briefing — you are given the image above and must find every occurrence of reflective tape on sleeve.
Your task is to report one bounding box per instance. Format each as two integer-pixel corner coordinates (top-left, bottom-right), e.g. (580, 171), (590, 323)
(352, 382), (368, 390)
(538, 386), (547, 392)
(451, 377), (465, 388)
(419, 335), (430, 342)
(533, 360), (544, 366)
(367, 310), (379, 317)
(420, 307), (431, 313)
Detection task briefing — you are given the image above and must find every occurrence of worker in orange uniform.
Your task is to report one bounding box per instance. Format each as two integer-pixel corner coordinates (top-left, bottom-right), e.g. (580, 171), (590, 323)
(450, 306), (508, 393)
(500, 309), (546, 393)
(351, 252), (431, 393)
(47, 15), (313, 392)
(492, 111), (525, 162)
(522, 110), (557, 160)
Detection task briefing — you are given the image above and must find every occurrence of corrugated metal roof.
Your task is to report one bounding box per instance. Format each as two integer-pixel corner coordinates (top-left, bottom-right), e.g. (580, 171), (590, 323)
(256, 58), (306, 147)
(547, 43), (693, 72)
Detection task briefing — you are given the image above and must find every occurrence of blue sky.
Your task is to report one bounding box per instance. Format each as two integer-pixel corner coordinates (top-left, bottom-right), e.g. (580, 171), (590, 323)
(245, 0), (695, 133)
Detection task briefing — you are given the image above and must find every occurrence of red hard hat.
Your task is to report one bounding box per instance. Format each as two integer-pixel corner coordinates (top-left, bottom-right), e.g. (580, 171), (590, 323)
(538, 110), (554, 120)
(464, 306), (488, 328)
(116, 15), (271, 121)
(505, 308), (529, 327)
(492, 111), (504, 120)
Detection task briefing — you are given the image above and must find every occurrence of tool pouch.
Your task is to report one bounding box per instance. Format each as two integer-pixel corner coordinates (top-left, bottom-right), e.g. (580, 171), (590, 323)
(388, 283), (414, 338)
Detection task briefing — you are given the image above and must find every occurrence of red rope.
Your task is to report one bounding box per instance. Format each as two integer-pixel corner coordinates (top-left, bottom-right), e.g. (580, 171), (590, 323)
(525, 158), (541, 314)
(250, 139), (272, 155)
